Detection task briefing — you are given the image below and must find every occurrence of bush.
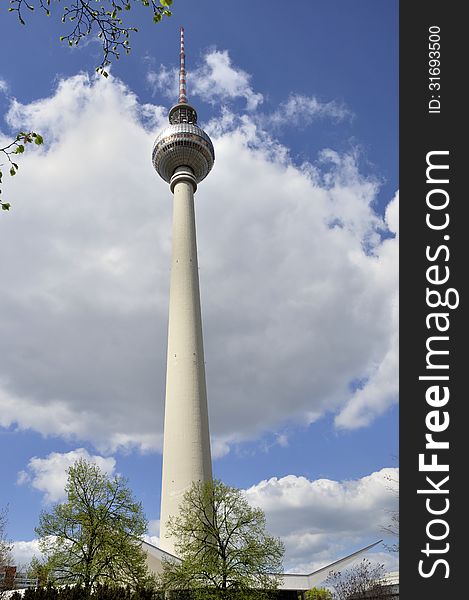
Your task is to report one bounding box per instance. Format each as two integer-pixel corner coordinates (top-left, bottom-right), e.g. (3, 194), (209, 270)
(10, 585), (161, 600)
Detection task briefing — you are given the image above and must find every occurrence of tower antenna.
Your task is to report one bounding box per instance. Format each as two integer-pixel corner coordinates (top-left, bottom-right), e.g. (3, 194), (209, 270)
(179, 26), (188, 104)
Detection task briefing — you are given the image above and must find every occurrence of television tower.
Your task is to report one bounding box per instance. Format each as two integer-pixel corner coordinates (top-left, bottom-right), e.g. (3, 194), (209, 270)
(152, 28), (215, 556)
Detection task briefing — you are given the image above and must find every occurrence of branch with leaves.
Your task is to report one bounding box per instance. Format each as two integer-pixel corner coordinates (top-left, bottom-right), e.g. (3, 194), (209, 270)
(35, 458), (152, 593)
(0, 132), (44, 211)
(159, 480), (284, 600)
(4, 1), (173, 212)
(8, 0), (173, 77)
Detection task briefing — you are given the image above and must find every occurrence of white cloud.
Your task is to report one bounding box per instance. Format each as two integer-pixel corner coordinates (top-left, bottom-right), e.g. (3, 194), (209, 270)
(211, 437), (232, 459)
(0, 78), (8, 94)
(0, 70), (397, 455)
(11, 468), (398, 575)
(276, 434), (289, 448)
(385, 190), (399, 235)
(245, 468), (399, 573)
(263, 94), (351, 129)
(142, 518), (161, 548)
(147, 66), (179, 101)
(145, 48), (350, 129)
(335, 192), (399, 429)
(147, 50), (263, 110)
(192, 50), (263, 110)
(17, 449), (117, 504)
(11, 539), (43, 569)
(148, 519), (160, 536)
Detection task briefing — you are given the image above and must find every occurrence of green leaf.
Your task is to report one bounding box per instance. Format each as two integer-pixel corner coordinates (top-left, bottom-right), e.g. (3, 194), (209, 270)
(10, 167), (16, 177)
(161, 0), (173, 6)
(34, 458), (149, 590)
(153, 13), (162, 23)
(14, 145), (25, 154)
(34, 135), (44, 145)
(1, 203), (11, 211)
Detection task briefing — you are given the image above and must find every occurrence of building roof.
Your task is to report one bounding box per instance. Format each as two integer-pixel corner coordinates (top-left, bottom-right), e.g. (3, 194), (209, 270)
(141, 539), (383, 591)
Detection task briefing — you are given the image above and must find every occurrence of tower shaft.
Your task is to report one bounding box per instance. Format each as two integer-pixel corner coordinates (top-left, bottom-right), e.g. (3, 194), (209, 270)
(159, 168), (212, 555)
(153, 27), (215, 556)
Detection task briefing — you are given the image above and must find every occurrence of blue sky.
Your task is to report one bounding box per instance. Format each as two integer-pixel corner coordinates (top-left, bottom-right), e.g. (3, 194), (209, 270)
(0, 0), (398, 575)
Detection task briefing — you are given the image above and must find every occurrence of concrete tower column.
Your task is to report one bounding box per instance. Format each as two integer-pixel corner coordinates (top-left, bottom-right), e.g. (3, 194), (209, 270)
(152, 28), (215, 556)
(159, 168), (213, 555)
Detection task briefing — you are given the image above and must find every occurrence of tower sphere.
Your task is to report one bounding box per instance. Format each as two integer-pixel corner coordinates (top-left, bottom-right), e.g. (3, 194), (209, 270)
(152, 106), (215, 185)
(152, 27), (214, 186)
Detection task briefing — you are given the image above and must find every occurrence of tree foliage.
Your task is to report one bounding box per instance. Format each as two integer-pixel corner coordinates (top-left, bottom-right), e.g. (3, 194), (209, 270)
(0, 507), (12, 568)
(27, 556), (53, 588)
(0, 132), (44, 211)
(35, 459), (152, 594)
(158, 480), (285, 600)
(2, 1), (173, 210)
(325, 559), (387, 600)
(1, 506), (14, 597)
(305, 588), (333, 600)
(8, 0), (173, 76)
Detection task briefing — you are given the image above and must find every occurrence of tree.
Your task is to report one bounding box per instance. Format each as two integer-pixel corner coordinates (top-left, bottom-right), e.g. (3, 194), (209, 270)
(0, 507), (12, 567)
(35, 458), (153, 594)
(2, 1), (173, 210)
(325, 559), (387, 600)
(305, 588), (333, 600)
(1, 506), (14, 597)
(158, 480), (285, 600)
(381, 468), (398, 553)
(27, 556), (52, 588)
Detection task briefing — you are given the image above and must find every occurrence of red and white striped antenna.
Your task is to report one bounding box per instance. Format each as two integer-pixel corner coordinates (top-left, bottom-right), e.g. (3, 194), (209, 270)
(178, 27), (188, 104)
